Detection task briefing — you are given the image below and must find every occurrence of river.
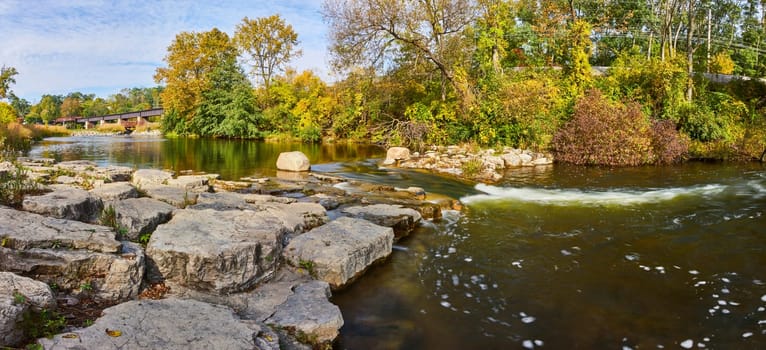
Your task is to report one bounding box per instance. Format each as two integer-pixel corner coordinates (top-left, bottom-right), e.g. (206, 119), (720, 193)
(30, 136), (766, 349)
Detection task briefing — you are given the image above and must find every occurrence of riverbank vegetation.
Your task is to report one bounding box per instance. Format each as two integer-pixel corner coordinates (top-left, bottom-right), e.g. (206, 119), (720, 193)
(3, 1), (766, 165)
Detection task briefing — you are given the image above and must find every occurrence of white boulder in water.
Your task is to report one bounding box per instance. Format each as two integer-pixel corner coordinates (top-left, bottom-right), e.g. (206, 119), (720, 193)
(276, 151), (311, 172)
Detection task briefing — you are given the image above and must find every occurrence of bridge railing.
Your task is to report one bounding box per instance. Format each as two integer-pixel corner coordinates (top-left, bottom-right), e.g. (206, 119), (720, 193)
(75, 108), (163, 123)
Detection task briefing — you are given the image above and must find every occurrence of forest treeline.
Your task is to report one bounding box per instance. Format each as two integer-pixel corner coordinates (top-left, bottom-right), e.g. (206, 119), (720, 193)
(3, 0), (766, 165)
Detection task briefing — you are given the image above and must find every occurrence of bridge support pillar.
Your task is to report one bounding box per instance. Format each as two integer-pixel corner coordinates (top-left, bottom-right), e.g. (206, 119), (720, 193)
(84, 121), (91, 129)
(137, 117), (146, 126)
(99, 120), (105, 126)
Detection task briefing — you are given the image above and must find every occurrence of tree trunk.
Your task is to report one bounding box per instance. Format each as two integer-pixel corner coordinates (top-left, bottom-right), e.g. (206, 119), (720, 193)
(686, 0), (695, 102)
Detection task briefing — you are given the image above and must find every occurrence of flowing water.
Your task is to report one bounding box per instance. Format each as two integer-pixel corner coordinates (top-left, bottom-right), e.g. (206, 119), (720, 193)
(30, 136), (766, 349)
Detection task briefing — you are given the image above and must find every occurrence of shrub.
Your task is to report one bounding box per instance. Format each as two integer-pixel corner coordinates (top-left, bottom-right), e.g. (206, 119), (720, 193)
(651, 119), (689, 164)
(0, 122), (33, 157)
(95, 123), (126, 133)
(552, 89), (654, 166)
(0, 163), (42, 208)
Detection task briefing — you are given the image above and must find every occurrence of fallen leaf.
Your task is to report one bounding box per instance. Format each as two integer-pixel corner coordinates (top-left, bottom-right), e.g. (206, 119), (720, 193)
(62, 333), (79, 339)
(105, 328), (122, 337)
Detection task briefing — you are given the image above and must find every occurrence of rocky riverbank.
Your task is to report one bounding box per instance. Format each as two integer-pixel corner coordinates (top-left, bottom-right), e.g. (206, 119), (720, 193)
(0, 153), (453, 349)
(382, 145), (553, 182)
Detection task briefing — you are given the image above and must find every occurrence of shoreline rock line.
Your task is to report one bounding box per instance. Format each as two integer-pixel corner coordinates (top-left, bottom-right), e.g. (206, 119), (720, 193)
(0, 150), (455, 349)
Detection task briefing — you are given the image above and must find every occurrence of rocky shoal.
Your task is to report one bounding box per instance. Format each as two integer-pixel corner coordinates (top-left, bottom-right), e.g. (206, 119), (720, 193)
(383, 145), (553, 182)
(0, 154), (454, 349)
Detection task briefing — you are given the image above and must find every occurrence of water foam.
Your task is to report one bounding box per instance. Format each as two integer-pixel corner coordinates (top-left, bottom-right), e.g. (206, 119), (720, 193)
(461, 183), (727, 206)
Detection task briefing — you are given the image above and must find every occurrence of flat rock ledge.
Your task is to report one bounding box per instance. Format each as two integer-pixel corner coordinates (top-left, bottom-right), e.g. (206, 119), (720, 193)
(0, 207), (144, 301)
(1, 272), (55, 347)
(266, 280), (344, 343)
(22, 185), (103, 223)
(146, 208), (287, 294)
(109, 197), (175, 241)
(341, 204), (422, 239)
(38, 298), (265, 350)
(284, 217), (394, 290)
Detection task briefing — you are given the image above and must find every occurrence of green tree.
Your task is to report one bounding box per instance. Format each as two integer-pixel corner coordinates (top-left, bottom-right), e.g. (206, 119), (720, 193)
(154, 28), (238, 130)
(8, 94), (30, 118)
(31, 95), (61, 125)
(191, 58), (262, 138)
(0, 66), (18, 99)
(234, 15), (302, 90)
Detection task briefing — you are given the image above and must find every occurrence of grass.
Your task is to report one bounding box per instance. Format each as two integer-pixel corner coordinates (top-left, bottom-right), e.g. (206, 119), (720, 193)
(134, 122), (161, 133)
(0, 162), (43, 208)
(95, 123), (126, 133)
(460, 157), (484, 177)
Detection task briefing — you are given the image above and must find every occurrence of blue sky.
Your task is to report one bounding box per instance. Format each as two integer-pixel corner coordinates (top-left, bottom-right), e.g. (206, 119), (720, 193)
(0, 0), (330, 102)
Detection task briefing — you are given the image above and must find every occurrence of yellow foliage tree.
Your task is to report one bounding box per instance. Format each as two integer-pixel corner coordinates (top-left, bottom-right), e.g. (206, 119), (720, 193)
(234, 15), (301, 90)
(154, 28), (237, 122)
(710, 52), (735, 75)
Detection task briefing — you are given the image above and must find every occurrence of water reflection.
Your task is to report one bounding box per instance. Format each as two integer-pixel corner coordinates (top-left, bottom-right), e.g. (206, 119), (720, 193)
(29, 136), (384, 180)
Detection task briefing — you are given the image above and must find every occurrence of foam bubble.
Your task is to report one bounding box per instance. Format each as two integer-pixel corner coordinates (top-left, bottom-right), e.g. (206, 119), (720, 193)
(521, 316), (536, 324)
(680, 339), (694, 349)
(689, 270), (700, 275)
(440, 301), (451, 308)
(761, 294), (766, 302)
(534, 340), (543, 346)
(523, 340), (534, 349)
(742, 332), (753, 338)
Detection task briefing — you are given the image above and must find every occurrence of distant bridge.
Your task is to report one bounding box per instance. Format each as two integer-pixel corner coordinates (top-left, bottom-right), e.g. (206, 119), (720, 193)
(55, 108), (164, 129)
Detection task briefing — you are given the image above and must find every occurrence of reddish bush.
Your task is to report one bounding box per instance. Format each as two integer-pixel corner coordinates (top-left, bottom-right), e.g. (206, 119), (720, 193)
(552, 89), (653, 166)
(651, 119), (689, 164)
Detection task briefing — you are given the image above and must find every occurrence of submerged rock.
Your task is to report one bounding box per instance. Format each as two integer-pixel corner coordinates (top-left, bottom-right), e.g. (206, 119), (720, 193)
(277, 151), (311, 172)
(146, 208), (287, 294)
(38, 298), (263, 350)
(284, 217), (394, 289)
(22, 186), (103, 223)
(0, 272), (56, 347)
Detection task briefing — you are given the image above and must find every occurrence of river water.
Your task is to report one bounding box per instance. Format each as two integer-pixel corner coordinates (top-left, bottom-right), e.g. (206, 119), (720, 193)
(30, 136), (766, 349)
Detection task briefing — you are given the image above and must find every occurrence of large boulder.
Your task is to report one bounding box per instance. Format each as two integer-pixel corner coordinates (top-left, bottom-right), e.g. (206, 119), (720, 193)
(109, 198), (175, 241)
(22, 186), (103, 223)
(0, 207), (144, 301)
(131, 169), (173, 187)
(276, 151), (311, 172)
(266, 280), (344, 344)
(383, 147), (411, 165)
(38, 298), (265, 350)
(284, 217), (394, 289)
(341, 204), (422, 239)
(90, 182), (139, 201)
(0, 272), (55, 347)
(146, 208), (287, 294)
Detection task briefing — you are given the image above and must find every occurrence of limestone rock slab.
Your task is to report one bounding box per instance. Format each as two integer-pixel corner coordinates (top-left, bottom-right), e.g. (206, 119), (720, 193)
(90, 182), (139, 201)
(146, 208), (287, 294)
(0, 242), (144, 301)
(0, 272), (55, 347)
(284, 217), (394, 289)
(0, 206), (118, 253)
(22, 186), (103, 223)
(276, 151), (311, 172)
(38, 298), (261, 350)
(341, 204), (422, 239)
(110, 198), (174, 241)
(266, 280), (344, 344)
(131, 169), (173, 187)
(142, 184), (197, 208)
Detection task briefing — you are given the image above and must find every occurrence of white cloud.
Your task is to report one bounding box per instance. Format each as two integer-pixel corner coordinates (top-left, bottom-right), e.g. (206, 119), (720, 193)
(0, 0), (330, 102)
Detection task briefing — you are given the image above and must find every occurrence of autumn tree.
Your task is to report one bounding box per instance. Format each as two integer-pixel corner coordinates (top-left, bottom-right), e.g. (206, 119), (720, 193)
(29, 95), (61, 125)
(234, 15), (301, 90)
(323, 0), (476, 103)
(0, 66), (18, 99)
(60, 96), (82, 117)
(154, 28), (238, 127)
